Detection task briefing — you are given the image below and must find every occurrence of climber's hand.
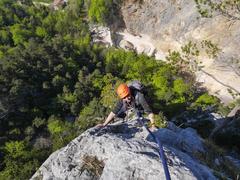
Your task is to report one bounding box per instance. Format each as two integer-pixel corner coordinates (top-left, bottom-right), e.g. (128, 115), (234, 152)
(95, 123), (106, 128)
(149, 124), (158, 132)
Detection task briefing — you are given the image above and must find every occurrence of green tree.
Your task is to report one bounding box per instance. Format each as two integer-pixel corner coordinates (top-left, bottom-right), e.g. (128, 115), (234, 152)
(48, 116), (78, 150)
(0, 141), (41, 180)
(151, 66), (174, 102)
(0, 29), (11, 45)
(35, 26), (47, 38)
(10, 24), (32, 45)
(191, 93), (219, 110)
(88, 0), (113, 24)
(76, 98), (106, 130)
(92, 73), (122, 109)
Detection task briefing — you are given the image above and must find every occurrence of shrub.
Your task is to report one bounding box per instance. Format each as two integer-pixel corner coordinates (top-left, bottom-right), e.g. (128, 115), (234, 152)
(88, 0), (113, 24)
(151, 112), (168, 128)
(191, 93), (219, 110)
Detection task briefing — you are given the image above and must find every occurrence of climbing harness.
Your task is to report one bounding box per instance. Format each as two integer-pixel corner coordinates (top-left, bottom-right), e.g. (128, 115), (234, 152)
(136, 111), (171, 180)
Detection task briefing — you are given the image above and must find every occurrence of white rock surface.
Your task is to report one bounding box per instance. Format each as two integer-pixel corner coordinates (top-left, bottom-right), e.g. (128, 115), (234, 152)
(120, 0), (240, 104)
(90, 25), (113, 47)
(31, 120), (216, 180)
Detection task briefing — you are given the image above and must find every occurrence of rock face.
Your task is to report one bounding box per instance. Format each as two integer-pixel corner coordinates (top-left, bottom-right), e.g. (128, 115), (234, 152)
(121, 0), (240, 59)
(88, 0), (240, 104)
(31, 120), (217, 180)
(118, 0), (240, 104)
(90, 25), (113, 47)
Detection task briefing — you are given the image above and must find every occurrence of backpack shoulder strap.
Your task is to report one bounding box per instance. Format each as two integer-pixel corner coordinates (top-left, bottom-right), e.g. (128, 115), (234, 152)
(134, 91), (142, 106)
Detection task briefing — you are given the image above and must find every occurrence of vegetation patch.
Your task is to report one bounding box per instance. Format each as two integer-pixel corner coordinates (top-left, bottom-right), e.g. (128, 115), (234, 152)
(148, 112), (168, 128)
(81, 155), (105, 178)
(167, 40), (220, 73)
(194, 0), (240, 20)
(194, 140), (239, 180)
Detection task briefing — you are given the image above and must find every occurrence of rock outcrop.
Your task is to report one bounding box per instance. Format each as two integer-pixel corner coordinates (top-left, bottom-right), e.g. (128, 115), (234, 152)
(120, 0), (240, 104)
(31, 120), (217, 180)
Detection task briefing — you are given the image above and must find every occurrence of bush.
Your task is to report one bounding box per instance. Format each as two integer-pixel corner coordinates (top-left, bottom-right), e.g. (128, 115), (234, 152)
(191, 93), (219, 110)
(150, 112), (168, 128)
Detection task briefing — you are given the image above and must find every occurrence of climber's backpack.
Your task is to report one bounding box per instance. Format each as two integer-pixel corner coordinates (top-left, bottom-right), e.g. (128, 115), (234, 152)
(127, 80), (144, 92)
(127, 80), (146, 106)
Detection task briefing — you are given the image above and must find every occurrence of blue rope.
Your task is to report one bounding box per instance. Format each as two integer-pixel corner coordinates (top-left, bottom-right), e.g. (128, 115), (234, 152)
(136, 112), (171, 180)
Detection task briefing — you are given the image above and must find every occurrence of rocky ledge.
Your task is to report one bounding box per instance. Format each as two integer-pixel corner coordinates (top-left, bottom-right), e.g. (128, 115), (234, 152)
(31, 118), (222, 180)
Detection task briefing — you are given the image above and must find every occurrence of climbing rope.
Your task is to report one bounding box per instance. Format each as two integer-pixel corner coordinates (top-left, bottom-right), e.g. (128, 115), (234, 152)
(136, 111), (171, 180)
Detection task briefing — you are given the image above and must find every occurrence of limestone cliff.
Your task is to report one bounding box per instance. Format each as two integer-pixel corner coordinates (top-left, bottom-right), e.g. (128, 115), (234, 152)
(31, 120), (219, 180)
(99, 0), (240, 104)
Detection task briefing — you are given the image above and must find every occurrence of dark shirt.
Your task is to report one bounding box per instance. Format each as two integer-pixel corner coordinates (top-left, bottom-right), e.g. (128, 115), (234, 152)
(112, 88), (152, 115)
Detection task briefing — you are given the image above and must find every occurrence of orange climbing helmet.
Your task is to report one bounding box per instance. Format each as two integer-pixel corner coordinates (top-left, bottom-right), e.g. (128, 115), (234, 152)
(117, 83), (130, 99)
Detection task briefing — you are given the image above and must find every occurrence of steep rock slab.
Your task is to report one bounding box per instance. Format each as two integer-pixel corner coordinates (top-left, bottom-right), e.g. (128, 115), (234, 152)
(31, 121), (216, 180)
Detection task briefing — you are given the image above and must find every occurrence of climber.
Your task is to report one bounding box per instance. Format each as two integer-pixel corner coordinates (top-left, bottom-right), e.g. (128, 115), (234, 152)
(97, 82), (157, 131)
(97, 82), (170, 179)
